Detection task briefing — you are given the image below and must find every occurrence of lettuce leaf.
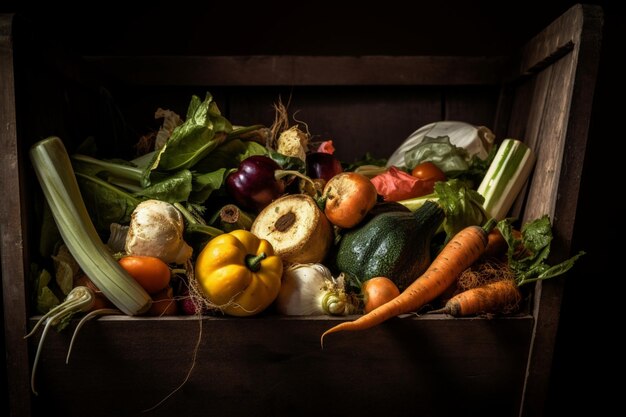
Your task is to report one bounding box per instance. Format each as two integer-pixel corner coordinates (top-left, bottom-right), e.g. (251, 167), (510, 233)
(434, 179), (487, 242)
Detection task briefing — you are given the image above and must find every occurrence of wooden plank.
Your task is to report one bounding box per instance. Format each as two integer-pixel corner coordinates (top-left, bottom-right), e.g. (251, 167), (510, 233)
(29, 315), (533, 417)
(86, 55), (510, 87)
(227, 87), (444, 163)
(443, 86), (499, 128)
(517, 5), (583, 77)
(520, 5), (603, 417)
(0, 13), (33, 417)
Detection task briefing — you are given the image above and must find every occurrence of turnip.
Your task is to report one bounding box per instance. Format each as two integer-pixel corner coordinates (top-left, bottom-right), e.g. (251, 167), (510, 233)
(125, 199), (193, 265)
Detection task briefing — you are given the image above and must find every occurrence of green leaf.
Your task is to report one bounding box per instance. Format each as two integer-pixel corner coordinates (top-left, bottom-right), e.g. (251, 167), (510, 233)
(135, 169), (193, 203)
(144, 93), (233, 181)
(76, 172), (141, 232)
(521, 215), (553, 257)
(434, 179), (487, 242)
(269, 150), (306, 172)
(404, 136), (470, 173)
(193, 139), (267, 173)
(190, 168), (228, 204)
(497, 216), (584, 286)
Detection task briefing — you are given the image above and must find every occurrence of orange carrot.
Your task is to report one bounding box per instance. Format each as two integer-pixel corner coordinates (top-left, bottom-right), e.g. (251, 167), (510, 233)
(482, 228), (507, 259)
(430, 279), (521, 317)
(321, 222), (492, 346)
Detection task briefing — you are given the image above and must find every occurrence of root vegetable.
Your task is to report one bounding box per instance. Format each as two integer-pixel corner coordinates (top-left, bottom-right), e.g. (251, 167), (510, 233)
(321, 221), (494, 345)
(431, 279), (521, 317)
(276, 264), (357, 316)
(251, 194), (333, 263)
(125, 199), (193, 265)
(361, 277), (400, 314)
(323, 172), (378, 229)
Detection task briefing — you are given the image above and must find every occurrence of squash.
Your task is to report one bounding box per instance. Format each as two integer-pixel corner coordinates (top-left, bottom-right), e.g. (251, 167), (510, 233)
(335, 200), (444, 290)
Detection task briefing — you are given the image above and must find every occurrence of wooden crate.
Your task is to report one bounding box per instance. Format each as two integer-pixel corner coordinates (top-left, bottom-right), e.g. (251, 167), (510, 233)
(0, 5), (602, 417)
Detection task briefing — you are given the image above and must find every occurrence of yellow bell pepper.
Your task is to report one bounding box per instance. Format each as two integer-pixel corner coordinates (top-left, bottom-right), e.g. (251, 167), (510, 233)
(195, 229), (283, 317)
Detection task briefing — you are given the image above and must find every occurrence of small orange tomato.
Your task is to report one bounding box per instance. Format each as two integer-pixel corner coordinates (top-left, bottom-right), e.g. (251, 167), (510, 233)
(147, 286), (178, 316)
(362, 277), (400, 313)
(410, 161), (446, 194)
(323, 172), (378, 229)
(119, 255), (171, 294)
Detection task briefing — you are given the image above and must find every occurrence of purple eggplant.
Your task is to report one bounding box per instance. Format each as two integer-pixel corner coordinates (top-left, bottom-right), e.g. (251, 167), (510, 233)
(226, 155), (286, 212)
(306, 152), (343, 182)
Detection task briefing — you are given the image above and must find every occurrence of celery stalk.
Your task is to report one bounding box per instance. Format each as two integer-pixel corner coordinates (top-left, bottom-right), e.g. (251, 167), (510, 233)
(30, 137), (152, 316)
(477, 139), (535, 220)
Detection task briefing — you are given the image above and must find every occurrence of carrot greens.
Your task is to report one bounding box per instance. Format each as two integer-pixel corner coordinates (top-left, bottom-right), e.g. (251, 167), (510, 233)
(497, 216), (584, 286)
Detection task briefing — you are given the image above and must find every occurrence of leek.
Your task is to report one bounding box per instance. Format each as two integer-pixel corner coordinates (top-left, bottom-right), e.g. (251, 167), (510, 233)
(477, 139), (535, 220)
(30, 137), (152, 316)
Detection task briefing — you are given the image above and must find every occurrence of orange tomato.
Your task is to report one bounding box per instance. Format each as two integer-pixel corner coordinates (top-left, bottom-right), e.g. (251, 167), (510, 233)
(410, 162), (446, 195)
(362, 277), (400, 313)
(323, 172), (378, 229)
(119, 255), (171, 294)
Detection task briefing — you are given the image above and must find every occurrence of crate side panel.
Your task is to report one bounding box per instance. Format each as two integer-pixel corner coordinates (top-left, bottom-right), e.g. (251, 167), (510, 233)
(443, 86), (500, 129)
(30, 316), (533, 417)
(1, 14), (32, 417)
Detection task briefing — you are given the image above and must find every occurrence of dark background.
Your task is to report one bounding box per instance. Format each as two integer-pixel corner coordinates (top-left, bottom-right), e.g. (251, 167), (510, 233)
(1, 1), (620, 415)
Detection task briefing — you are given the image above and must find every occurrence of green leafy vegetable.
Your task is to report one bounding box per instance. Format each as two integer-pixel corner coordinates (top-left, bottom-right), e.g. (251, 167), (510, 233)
(193, 139), (267, 173)
(73, 154), (144, 184)
(404, 136), (470, 174)
(191, 168), (229, 204)
(497, 215), (584, 286)
(135, 169), (193, 203)
(75, 172), (141, 232)
(404, 136), (493, 186)
(269, 150), (306, 172)
(434, 179), (487, 242)
(142, 92), (233, 185)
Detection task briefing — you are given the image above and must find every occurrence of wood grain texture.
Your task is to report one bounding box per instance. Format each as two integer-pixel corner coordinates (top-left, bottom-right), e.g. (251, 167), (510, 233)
(0, 14), (33, 417)
(443, 86), (500, 128)
(29, 315), (533, 417)
(86, 55), (510, 87)
(227, 86), (444, 163)
(520, 5), (603, 417)
(1, 5), (603, 417)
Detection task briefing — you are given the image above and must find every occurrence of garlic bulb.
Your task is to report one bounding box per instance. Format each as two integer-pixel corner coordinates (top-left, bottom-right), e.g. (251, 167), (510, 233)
(275, 263), (357, 316)
(125, 199), (192, 264)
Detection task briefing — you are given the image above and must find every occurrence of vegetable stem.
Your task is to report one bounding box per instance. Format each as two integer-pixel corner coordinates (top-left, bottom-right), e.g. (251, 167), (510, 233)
(245, 252), (267, 272)
(72, 154), (144, 184)
(219, 204), (254, 231)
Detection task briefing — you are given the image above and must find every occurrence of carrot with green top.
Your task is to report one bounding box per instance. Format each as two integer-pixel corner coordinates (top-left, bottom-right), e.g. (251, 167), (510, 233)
(321, 220), (495, 346)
